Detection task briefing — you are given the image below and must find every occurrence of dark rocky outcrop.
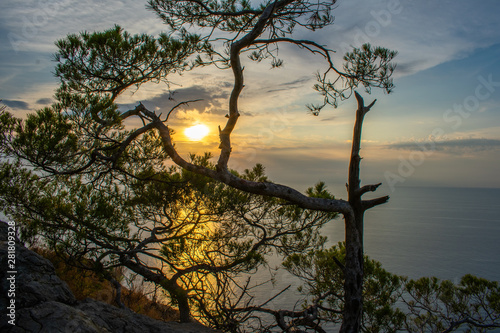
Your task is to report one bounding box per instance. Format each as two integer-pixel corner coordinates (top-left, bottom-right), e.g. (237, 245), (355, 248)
(0, 221), (216, 333)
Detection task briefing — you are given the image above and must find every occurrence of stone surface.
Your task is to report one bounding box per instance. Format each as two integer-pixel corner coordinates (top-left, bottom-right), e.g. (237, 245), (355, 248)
(0, 221), (216, 333)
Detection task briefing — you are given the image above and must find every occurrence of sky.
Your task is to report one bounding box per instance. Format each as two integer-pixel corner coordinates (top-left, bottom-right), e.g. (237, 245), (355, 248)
(1, 0), (500, 198)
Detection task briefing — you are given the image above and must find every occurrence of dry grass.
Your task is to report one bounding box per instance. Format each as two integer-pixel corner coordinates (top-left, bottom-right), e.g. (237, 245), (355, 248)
(33, 247), (179, 322)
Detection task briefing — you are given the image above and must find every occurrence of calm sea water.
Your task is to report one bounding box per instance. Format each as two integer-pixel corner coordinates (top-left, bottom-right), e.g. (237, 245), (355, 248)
(342, 186), (500, 281)
(245, 186), (500, 326)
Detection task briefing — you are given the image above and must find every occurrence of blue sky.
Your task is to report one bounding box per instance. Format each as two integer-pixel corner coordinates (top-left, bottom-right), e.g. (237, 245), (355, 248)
(1, 0), (500, 196)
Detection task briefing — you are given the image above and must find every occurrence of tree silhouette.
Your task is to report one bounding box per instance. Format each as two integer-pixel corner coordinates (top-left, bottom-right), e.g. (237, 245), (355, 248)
(0, 1), (398, 331)
(0, 156), (334, 326)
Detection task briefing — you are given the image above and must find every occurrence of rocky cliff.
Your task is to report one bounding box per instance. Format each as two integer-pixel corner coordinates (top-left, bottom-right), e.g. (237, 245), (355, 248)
(0, 221), (216, 333)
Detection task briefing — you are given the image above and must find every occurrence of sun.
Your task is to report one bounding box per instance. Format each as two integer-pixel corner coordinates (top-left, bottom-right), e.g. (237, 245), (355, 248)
(184, 124), (210, 141)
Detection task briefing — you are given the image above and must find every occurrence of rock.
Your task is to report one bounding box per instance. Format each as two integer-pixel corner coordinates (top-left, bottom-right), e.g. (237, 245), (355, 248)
(0, 221), (216, 333)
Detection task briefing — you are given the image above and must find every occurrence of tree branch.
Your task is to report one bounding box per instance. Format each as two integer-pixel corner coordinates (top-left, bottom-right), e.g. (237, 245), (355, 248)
(362, 195), (390, 210)
(253, 37), (344, 77)
(164, 99), (203, 121)
(233, 289), (334, 332)
(217, 0), (296, 172)
(355, 183), (382, 196)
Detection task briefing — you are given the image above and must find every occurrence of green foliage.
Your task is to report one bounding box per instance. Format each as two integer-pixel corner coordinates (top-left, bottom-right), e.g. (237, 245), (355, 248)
(11, 107), (78, 169)
(306, 181), (335, 199)
(54, 25), (208, 98)
(148, 0), (264, 33)
(404, 275), (500, 332)
(283, 242), (406, 332)
(148, 0), (338, 35)
(56, 90), (121, 127)
(310, 43), (397, 113)
(343, 44), (397, 94)
(0, 105), (19, 155)
(284, 243), (500, 332)
(0, 164), (132, 251)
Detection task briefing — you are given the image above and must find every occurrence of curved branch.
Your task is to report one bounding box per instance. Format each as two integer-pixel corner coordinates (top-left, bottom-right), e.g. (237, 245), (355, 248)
(165, 99), (203, 121)
(442, 318), (500, 333)
(253, 37), (344, 77)
(111, 122), (157, 162)
(217, 0), (296, 172)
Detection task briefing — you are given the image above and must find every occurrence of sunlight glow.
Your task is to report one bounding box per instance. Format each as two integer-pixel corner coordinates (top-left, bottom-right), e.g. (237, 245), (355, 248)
(184, 124), (210, 141)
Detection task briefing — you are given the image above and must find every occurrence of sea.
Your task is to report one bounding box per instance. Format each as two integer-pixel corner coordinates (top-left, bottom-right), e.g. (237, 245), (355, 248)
(244, 186), (500, 330)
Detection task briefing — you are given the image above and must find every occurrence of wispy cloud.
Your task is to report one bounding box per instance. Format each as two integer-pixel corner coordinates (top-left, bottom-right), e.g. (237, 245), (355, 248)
(321, 116), (337, 122)
(386, 138), (500, 154)
(266, 76), (312, 93)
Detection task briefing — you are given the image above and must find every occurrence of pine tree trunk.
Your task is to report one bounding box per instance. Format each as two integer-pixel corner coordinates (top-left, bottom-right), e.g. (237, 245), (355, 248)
(175, 289), (192, 323)
(165, 280), (192, 323)
(340, 211), (364, 333)
(340, 92), (388, 332)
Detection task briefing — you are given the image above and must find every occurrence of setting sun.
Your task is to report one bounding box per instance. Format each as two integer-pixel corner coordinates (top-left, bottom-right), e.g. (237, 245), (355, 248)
(184, 124), (210, 141)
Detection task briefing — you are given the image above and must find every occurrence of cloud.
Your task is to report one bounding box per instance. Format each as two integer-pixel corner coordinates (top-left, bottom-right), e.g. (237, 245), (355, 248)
(320, 0), (500, 77)
(321, 116), (337, 122)
(393, 60), (430, 76)
(386, 138), (500, 154)
(2, 99), (30, 110)
(119, 84), (232, 116)
(266, 76), (312, 93)
(36, 98), (53, 105)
